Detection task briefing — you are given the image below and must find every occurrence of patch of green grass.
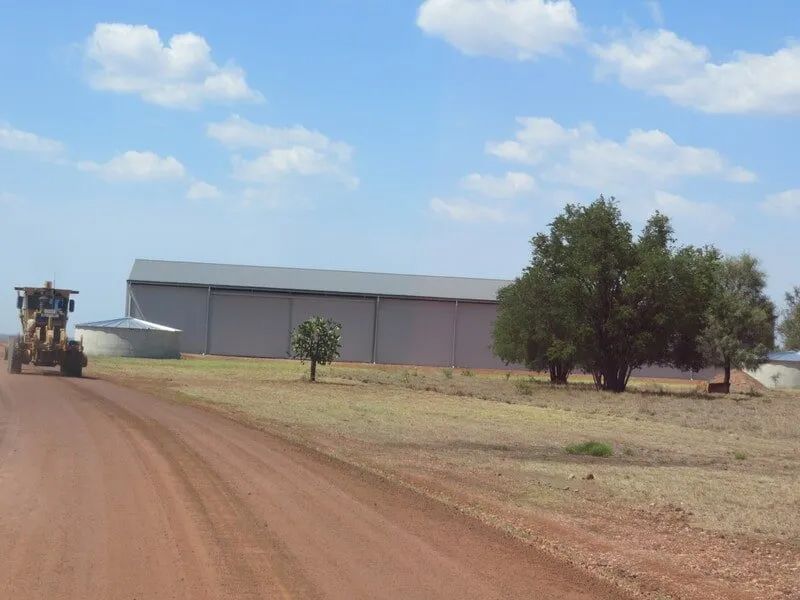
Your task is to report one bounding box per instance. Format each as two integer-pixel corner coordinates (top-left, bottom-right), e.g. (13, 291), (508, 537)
(565, 441), (614, 457)
(734, 451), (747, 461)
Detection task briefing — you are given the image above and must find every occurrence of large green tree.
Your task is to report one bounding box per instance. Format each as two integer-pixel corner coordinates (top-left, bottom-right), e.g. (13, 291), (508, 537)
(778, 286), (800, 350)
(699, 254), (776, 387)
(290, 317), (342, 382)
(496, 196), (718, 392)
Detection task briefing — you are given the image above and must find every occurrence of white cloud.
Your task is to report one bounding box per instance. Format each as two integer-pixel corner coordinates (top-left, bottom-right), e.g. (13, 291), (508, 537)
(430, 197), (506, 222)
(78, 150), (186, 181)
(651, 190), (733, 230)
(85, 23), (262, 109)
(487, 116), (755, 189)
(209, 115), (357, 189)
(762, 189), (800, 217)
(593, 29), (800, 114)
(417, 0), (581, 60)
(0, 123), (64, 156)
(186, 181), (221, 200)
(460, 171), (536, 198)
(207, 115), (352, 160)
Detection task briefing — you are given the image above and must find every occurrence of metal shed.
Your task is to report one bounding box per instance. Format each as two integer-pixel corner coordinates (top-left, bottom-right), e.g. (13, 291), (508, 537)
(126, 259), (510, 368)
(76, 317), (181, 359)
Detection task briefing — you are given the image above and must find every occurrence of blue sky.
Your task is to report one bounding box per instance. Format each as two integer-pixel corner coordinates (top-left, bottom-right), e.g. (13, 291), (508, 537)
(1, 0), (799, 333)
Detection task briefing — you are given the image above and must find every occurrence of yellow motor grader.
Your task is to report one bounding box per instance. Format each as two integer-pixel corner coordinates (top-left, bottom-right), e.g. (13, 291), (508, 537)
(5, 282), (87, 376)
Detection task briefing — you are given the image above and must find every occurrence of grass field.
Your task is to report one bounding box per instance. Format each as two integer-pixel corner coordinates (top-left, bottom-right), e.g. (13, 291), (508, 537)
(88, 356), (800, 600)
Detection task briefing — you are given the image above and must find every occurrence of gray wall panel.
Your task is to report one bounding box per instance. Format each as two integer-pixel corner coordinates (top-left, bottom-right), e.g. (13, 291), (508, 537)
(129, 284), (208, 353)
(455, 302), (506, 369)
(291, 296), (375, 363)
(376, 299), (455, 367)
(209, 293), (291, 358)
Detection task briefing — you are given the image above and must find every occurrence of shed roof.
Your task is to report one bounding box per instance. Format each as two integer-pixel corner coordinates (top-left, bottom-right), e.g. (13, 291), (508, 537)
(76, 317), (181, 332)
(768, 350), (800, 363)
(128, 259), (510, 302)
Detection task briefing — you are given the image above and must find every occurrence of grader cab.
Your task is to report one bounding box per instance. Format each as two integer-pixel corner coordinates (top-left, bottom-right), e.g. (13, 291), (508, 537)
(5, 282), (87, 376)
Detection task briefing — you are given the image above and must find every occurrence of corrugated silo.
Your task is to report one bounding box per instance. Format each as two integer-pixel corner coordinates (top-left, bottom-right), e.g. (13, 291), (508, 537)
(76, 317), (181, 359)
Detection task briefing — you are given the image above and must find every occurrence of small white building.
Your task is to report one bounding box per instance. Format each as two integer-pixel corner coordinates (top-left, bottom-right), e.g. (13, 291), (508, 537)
(76, 317), (181, 359)
(746, 351), (800, 390)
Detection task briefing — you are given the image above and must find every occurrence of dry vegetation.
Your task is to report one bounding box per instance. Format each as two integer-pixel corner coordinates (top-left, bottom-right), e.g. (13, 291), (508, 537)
(88, 356), (800, 600)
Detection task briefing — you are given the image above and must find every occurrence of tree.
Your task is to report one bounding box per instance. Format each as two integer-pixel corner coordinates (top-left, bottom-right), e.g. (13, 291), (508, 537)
(699, 254), (776, 387)
(778, 286), (800, 350)
(501, 196), (718, 392)
(493, 263), (577, 384)
(290, 317), (342, 382)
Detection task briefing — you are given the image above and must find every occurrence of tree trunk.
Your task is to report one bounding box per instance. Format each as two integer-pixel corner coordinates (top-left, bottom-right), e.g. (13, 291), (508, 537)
(548, 361), (570, 385)
(723, 359), (731, 386)
(599, 363), (629, 393)
(310, 359), (317, 382)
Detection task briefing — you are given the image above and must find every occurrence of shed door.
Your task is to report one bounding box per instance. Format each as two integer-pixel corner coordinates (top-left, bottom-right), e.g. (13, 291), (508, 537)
(208, 292), (291, 358)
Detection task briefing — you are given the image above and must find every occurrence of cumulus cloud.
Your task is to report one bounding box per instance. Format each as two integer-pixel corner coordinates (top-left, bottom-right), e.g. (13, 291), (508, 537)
(417, 0), (581, 60)
(593, 29), (800, 114)
(78, 150), (186, 181)
(0, 123), (64, 156)
(209, 115), (357, 189)
(186, 181), (221, 200)
(85, 23), (262, 109)
(430, 197), (506, 222)
(762, 189), (800, 217)
(486, 116), (755, 189)
(460, 171), (536, 198)
(651, 190), (733, 230)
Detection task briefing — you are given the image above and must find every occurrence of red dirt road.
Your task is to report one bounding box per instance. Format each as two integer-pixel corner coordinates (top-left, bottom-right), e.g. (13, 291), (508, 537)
(0, 366), (627, 600)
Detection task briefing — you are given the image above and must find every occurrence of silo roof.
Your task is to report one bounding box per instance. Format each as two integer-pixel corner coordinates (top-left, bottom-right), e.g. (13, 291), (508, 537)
(768, 350), (800, 363)
(76, 317), (181, 332)
(128, 259), (511, 302)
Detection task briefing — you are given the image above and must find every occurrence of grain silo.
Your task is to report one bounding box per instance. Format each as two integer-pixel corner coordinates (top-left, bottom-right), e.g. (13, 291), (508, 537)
(76, 317), (181, 359)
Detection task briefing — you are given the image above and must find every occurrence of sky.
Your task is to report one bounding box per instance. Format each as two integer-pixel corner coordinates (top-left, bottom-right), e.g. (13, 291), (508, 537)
(1, 0), (799, 333)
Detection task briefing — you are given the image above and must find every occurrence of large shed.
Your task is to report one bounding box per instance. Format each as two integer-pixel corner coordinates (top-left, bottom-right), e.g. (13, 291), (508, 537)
(126, 259), (510, 368)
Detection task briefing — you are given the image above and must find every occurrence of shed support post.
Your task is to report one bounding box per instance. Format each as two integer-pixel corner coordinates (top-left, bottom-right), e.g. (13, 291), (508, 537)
(451, 300), (459, 368)
(203, 286), (211, 355)
(372, 296), (380, 364)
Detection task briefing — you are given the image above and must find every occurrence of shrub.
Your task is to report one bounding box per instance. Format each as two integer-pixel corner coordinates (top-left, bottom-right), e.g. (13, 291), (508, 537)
(441, 369), (453, 379)
(461, 369), (473, 377)
(514, 379), (533, 396)
(565, 441), (613, 457)
(734, 451), (747, 460)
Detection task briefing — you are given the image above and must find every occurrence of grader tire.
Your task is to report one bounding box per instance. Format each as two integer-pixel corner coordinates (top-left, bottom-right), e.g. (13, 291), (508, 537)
(7, 339), (22, 375)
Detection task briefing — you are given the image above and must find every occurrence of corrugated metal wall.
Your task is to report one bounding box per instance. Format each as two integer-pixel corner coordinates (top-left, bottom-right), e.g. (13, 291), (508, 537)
(128, 283), (507, 368)
(208, 292), (291, 357)
(375, 299), (456, 367)
(290, 295), (375, 363)
(454, 302), (507, 369)
(128, 284), (208, 353)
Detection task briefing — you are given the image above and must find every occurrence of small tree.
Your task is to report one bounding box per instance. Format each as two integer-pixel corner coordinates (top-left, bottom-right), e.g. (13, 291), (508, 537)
(778, 286), (800, 350)
(290, 317), (342, 382)
(699, 254), (776, 388)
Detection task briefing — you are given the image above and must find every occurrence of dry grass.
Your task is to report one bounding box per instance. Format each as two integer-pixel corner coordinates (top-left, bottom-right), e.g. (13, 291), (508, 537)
(88, 355), (800, 599)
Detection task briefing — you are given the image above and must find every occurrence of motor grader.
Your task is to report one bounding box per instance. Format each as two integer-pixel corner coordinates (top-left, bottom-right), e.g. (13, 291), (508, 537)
(4, 282), (87, 376)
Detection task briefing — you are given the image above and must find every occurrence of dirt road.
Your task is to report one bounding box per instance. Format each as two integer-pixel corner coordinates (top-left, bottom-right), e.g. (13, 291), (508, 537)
(0, 366), (626, 600)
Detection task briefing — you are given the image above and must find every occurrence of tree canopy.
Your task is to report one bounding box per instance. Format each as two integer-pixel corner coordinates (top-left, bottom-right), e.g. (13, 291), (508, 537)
(494, 196), (719, 392)
(778, 286), (800, 350)
(290, 317), (342, 382)
(699, 254), (776, 385)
